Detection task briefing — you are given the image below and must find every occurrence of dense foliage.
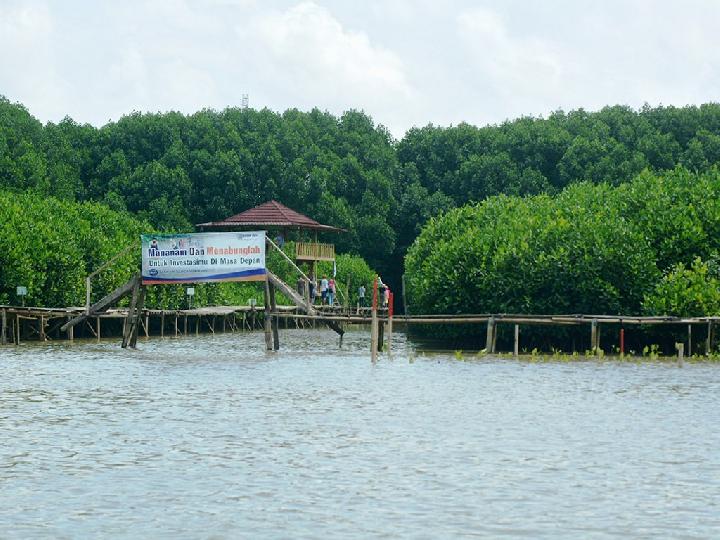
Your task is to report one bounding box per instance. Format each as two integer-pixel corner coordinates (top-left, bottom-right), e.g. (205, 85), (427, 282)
(405, 168), (720, 318)
(4, 97), (720, 293)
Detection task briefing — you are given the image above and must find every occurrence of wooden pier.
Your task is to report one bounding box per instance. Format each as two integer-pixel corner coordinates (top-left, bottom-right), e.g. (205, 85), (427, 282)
(1, 304), (717, 357)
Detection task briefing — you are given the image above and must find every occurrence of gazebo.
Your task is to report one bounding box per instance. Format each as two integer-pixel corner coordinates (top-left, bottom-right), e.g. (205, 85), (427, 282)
(196, 200), (344, 277)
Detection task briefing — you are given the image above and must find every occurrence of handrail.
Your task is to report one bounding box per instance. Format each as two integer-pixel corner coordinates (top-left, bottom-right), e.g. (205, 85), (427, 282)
(86, 244), (136, 314)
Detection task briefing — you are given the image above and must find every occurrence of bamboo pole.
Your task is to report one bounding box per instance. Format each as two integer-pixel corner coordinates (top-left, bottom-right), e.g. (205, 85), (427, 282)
(486, 316), (495, 353)
(1, 308), (6, 345)
(370, 277), (378, 363)
(386, 292), (394, 355)
(269, 282), (279, 351)
(264, 278), (273, 351)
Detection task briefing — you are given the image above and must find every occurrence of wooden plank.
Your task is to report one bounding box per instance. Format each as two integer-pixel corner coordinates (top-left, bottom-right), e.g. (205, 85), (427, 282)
(61, 273), (140, 332)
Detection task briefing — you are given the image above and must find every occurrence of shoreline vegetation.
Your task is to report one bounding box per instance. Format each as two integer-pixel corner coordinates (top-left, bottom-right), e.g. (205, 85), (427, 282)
(3, 97), (720, 351)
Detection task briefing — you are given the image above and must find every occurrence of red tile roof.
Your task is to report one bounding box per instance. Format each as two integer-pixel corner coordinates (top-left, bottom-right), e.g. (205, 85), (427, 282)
(196, 200), (344, 232)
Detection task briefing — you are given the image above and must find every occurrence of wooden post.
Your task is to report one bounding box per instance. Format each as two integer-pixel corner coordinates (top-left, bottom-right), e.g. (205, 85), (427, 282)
(1, 309), (6, 345)
(401, 274), (408, 315)
(145, 313), (149, 338)
(175, 313), (178, 337)
(96, 316), (101, 342)
(222, 315), (226, 333)
(386, 292), (394, 355)
(677, 342), (684, 367)
(370, 277), (378, 363)
(67, 315), (73, 341)
(688, 324), (692, 356)
(264, 278), (272, 351)
(39, 316), (46, 341)
(590, 319), (598, 355)
(184, 314), (188, 336)
(619, 328), (625, 356)
(129, 286), (146, 349)
(16, 313), (20, 345)
(160, 312), (165, 338)
(486, 316), (496, 353)
(514, 324), (519, 357)
(707, 321), (714, 356)
(122, 277), (140, 348)
(269, 282), (279, 350)
(196, 315), (200, 336)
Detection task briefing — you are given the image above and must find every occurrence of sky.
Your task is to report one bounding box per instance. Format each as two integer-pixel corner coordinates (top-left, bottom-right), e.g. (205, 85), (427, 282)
(1, 0), (719, 138)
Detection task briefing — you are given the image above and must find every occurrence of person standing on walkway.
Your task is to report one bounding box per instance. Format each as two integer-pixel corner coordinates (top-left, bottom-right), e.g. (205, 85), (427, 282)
(328, 278), (336, 307)
(320, 276), (329, 305)
(358, 285), (366, 307)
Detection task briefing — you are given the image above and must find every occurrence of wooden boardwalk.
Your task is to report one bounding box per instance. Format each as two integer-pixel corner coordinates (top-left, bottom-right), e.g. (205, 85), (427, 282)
(2, 304), (717, 355)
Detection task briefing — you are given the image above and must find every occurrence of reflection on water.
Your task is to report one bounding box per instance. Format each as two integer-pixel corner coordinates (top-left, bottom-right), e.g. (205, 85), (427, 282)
(1, 329), (720, 538)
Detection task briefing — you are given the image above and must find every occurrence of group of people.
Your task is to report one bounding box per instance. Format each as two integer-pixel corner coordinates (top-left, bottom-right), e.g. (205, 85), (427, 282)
(300, 276), (391, 309)
(356, 278), (391, 308)
(305, 276), (337, 306)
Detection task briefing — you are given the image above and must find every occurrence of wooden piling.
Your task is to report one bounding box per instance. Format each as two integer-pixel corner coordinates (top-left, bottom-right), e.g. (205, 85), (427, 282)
(175, 313), (179, 337)
(590, 319), (598, 355)
(269, 282), (279, 350)
(677, 342), (684, 367)
(688, 324), (692, 356)
(263, 278), (273, 351)
(160, 312), (165, 338)
(514, 324), (519, 357)
(386, 292), (394, 355)
(1, 308), (6, 345)
(707, 321), (714, 356)
(96, 316), (101, 342)
(144, 313), (149, 338)
(370, 277), (378, 363)
(486, 316), (496, 353)
(16, 313), (21, 345)
(66, 315), (73, 341)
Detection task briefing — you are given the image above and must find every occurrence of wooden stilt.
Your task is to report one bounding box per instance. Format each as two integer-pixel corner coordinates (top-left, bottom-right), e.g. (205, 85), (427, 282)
(128, 286), (146, 349)
(96, 316), (101, 342)
(67, 315), (74, 341)
(269, 282), (279, 350)
(514, 324), (519, 357)
(39, 316), (46, 341)
(370, 278), (379, 363)
(144, 313), (149, 338)
(708, 321), (714, 356)
(688, 324), (692, 356)
(16, 314), (20, 345)
(121, 277), (140, 348)
(590, 319), (598, 355)
(175, 313), (178, 337)
(160, 312), (165, 338)
(386, 292), (394, 355)
(196, 315), (200, 336)
(486, 316), (496, 353)
(184, 315), (188, 336)
(264, 279), (273, 351)
(1, 308), (6, 345)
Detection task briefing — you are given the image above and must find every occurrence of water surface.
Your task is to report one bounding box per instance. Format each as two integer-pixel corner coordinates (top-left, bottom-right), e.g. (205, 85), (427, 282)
(1, 329), (719, 538)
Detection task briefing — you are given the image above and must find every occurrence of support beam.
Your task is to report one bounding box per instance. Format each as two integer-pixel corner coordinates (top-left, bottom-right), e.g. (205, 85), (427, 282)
(269, 282), (280, 350)
(1, 308), (6, 345)
(263, 279), (272, 351)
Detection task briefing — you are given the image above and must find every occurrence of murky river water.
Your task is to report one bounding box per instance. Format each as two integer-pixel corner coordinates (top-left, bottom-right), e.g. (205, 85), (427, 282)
(1, 329), (719, 538)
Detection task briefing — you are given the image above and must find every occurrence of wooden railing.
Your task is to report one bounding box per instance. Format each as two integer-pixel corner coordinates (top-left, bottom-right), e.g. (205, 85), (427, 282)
(295, 242), (335, 261)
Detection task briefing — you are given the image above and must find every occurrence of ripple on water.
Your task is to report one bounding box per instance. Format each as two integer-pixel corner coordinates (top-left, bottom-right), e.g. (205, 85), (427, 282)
(1, 329), (720, 538)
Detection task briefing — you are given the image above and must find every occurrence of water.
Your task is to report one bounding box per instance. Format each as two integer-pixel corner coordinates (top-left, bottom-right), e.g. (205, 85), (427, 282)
(1, 329), (719, 539)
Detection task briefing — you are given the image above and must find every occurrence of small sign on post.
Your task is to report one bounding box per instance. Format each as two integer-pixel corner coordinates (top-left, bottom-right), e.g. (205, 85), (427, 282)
(16, 286), (27, 307)
(186, 287), (195, 309)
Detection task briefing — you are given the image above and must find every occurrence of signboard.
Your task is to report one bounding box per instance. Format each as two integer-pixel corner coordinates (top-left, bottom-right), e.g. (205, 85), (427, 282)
(141, 231), (266, 285)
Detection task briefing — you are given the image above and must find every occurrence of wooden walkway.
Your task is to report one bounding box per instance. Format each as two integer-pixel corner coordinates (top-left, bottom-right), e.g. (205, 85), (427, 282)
(2, 305), (717, 354)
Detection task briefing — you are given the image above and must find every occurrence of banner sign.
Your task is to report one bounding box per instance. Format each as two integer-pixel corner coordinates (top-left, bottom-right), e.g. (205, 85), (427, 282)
(141, 231), (266, 285)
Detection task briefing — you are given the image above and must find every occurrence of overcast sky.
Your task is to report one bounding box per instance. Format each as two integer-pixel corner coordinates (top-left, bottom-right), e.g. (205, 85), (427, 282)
(1, 0), (719, 137)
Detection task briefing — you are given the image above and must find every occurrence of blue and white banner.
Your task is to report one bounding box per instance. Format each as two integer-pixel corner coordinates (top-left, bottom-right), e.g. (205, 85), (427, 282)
(141, 231), (266, 285)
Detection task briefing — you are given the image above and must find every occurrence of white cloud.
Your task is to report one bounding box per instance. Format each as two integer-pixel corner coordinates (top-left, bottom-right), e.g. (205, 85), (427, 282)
(238, 1), (418, 134)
